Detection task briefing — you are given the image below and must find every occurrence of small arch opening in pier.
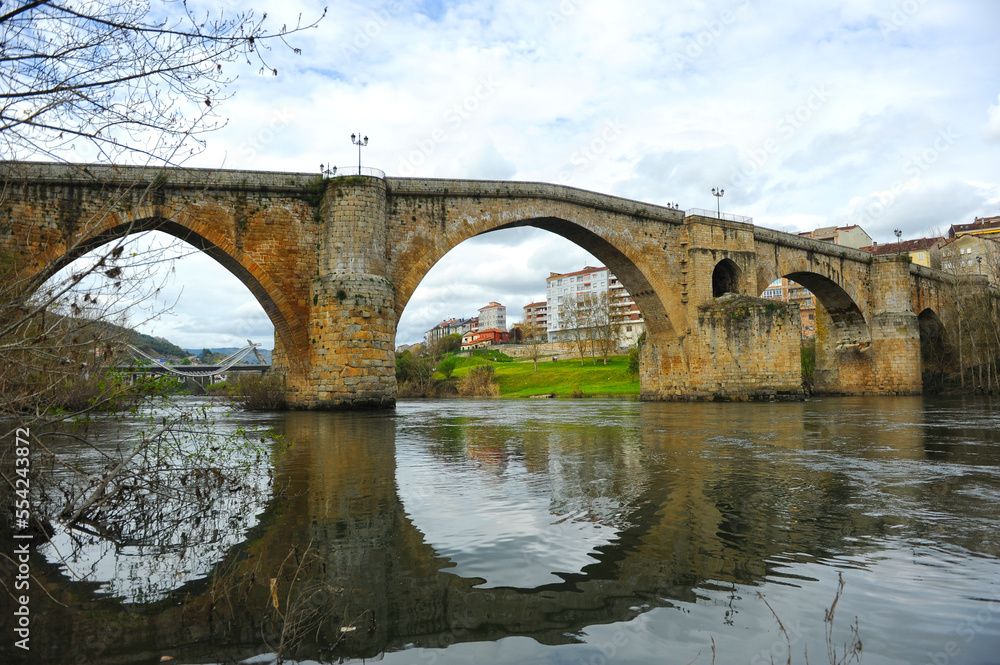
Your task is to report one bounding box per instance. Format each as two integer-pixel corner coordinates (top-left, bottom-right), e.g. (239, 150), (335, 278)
(712, 259), (741, 297)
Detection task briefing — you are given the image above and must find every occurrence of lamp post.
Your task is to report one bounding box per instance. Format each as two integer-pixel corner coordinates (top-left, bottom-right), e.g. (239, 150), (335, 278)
(977, 255), (982, 275)
(894, 228), (902, 255)
(712, 187), (724, 218)
(351, 133), (368, 173)
(320, 163), (336, 179)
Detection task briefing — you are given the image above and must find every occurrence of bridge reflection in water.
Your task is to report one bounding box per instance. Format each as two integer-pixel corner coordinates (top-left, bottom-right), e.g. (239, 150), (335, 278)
(19, 398), (1000, 664)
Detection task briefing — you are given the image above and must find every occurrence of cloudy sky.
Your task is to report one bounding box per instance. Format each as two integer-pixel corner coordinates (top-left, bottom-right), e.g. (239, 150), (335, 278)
(59, 0), (1000, 348)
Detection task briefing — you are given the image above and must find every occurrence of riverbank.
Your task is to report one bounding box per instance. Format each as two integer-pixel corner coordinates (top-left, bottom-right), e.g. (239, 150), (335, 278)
(451, 354), (639, 398)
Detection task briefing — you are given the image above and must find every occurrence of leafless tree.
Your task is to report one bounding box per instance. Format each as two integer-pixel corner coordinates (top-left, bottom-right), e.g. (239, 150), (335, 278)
(1, 0), (326, 165)
(0, 0), (322, 599)
(522, 313), (546, 372)
(588, 291), (619, 365)
(560, 292), (594, 366)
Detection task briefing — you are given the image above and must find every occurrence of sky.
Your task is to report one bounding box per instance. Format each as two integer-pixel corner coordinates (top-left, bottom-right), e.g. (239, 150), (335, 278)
(51, 0), (1000, 348)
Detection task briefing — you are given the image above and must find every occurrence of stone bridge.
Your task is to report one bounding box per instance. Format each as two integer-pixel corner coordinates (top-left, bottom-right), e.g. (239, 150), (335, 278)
(0, 162), (962, 408)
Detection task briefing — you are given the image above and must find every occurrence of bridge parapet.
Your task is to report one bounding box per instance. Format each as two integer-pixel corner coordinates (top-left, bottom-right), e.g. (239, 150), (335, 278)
(0, 160), (316, 192)
(385, 177), (686, 225)
(754, 226), (875, 262)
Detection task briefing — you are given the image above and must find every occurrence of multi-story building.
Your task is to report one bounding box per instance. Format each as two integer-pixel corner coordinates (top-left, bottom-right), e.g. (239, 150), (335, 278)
(478, 302), (506, 332)
(940, 216), (1000, 280)
(860, 237), (944, 269)
(522, 301), (548, 338)
(799, 224), (872, 249)
(941, 234), (1000, 279)
(545, 266), (645, 346)
(949, 215), (1000, 240)
(461, 328), (508, 350)
(424, 317), (477, 346)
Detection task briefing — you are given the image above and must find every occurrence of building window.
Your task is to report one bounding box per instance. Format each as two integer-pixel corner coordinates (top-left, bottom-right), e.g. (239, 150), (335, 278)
(918, 252), (925, 260)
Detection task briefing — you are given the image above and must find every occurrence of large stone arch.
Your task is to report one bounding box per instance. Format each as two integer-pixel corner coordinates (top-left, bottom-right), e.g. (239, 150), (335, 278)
(16, 209), (308, 369)
(391, 215), (681, 346)
(383, 185), (695, 399)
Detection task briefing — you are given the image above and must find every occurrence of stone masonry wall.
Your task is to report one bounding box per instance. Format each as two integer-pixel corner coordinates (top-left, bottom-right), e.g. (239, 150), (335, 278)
(688, 295), (804, 399)
(291, 177), (397, 408)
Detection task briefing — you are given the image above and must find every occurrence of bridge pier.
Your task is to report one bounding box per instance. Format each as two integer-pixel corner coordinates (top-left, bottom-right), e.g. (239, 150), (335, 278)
(284, 176), (397, 409)
(868, 259), (923, 394)
(814, 258), (922, 395)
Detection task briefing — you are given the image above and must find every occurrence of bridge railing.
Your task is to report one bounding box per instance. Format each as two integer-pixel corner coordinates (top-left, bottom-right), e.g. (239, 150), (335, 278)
(685, 208), (753, 224)
(329, 166), (386, 179)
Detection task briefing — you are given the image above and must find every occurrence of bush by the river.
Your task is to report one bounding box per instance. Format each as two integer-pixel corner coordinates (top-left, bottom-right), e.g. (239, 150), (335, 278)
(458, 365), (500, 397)
(223, 372), (286, 410)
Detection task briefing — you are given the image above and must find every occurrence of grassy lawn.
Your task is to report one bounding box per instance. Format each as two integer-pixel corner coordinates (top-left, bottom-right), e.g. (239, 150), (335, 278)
(451, 354), (639, 398)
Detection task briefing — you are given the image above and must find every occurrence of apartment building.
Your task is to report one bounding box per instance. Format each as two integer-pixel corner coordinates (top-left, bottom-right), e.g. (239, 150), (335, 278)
(522, 301), (549, 338)
(546, 266), (645, 346)
(949, 215), (1000, 239)
(799, 224), (872, 249)
(424, 317), (477, 346)
(478, 302), (506, 332)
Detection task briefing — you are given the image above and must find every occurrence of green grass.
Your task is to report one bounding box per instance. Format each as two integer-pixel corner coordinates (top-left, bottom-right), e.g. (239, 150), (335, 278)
(451, 354), (639, 398)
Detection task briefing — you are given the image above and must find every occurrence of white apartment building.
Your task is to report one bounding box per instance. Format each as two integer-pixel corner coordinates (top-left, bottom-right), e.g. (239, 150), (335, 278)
(478, 302), (506, 331)
(546, 266), (645, 346)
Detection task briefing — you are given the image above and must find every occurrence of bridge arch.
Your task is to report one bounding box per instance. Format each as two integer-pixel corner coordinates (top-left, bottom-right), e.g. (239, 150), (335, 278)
(756, 256), (868, 336)
(390, 214), (686, 368)
(24, 212), (307, 361)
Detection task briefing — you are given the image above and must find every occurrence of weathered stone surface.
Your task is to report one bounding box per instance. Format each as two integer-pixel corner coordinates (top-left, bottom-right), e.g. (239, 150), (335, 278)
(1, 162), (963, 408)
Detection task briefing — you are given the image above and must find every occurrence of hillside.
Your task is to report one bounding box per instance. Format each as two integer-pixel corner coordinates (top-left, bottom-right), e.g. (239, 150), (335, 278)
(452, 354), (639, 398)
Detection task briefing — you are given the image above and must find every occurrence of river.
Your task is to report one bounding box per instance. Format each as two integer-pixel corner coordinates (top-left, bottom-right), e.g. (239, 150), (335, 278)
(7, 396), (1000, 664)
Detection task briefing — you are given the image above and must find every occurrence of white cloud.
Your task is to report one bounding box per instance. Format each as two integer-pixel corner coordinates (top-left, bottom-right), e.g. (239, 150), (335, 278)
(986, 94), (1000, 142)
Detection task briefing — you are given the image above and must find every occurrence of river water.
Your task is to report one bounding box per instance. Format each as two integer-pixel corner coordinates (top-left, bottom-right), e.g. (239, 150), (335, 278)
(10, 396), (1000, 664)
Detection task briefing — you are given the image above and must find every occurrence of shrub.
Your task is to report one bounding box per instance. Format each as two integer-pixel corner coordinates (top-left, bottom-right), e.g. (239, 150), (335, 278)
(458, 365), (500, 397)
(436, 357), (458, 379)
(801, 338), (816, 391)
(227, 372), (286, 410)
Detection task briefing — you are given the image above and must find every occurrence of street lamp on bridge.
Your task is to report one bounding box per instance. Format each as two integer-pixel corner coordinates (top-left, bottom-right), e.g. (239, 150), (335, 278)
(351, 133), (368, 172)
(712, 187), (724, 218)
(894, 228), (902, 255)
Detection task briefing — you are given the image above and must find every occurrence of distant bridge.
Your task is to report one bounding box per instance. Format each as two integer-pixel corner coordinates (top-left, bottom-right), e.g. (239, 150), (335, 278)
(114, 363), (270, 376)
(3, 161), (973, 408)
